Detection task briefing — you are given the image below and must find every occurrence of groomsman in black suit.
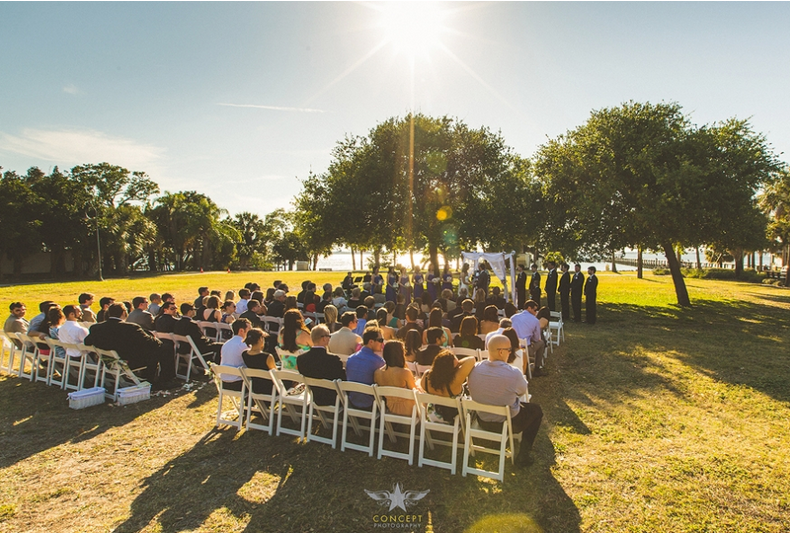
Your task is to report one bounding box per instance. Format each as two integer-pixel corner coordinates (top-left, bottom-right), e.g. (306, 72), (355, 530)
(584, 266), (598, 324)
(515, 265), (528, 309)
(529, 264), (542, 305)
(570, 264), (585, 323)
(558, 263), (571, 321)
(544, 261), (558, 312)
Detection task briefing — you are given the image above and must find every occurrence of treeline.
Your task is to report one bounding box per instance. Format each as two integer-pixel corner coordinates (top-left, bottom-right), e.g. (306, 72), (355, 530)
(0, 163), (311, 278)
(3, 101), (790, 306)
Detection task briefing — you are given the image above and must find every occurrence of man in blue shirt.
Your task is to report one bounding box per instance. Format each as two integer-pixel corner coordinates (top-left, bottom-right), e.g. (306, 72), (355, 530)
(345, 326), (385, 409)
(510, 300), (546, 376)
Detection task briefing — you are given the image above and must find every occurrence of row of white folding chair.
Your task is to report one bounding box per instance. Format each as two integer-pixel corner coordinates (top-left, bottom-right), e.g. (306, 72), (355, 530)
(0, 331), (21, 376)
(197, 321), (232, 342)
(154, 332), (212, 382)
(302, 312), (325, 325)
(261, 316), (283, 335)
(208, 365), (521, 480)
(549, 311), (564, 348)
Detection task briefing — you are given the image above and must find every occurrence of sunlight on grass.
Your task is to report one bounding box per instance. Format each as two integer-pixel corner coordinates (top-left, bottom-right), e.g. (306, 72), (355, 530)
(464, 513), (542, 533)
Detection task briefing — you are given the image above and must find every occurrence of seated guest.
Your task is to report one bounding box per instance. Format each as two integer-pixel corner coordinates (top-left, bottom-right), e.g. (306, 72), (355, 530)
(364, 296), (377, 321)
(453, 316), (485, 350)
(376, 308), (396, 341)
(473, 289), (487, 321)
(297, 325), (346, 405)
(284, 295), (298, 312)
(4, 302), (29, 347)
(84, 303), (175, 387)
(241, 327), (275, 394)
(441, 289), (457, 313)
(277, 309), (312, 370)
(416, 327), (445, 366)
(201, 295), (222, 322)
(236, 288), (252, 315)
(162, 293), (175, 305)
(511, 300), (546, 377)
(46, 307), (67, 359)
(174, 303), (223, 363)
(396, 306), (423, 340)
(219, 318), (252, 391)
(225, 290), (236, 303)
(263, 288), (276, 308)
(347, 287), (363, 309)
(485, 317), (511, 348)
(501, 327), (527, 375)
(374, 340), (420, 415)
(467, 334), (543, 467)
(32, 303), (60, 339)
(221, 300), (237, 323)
(328, 311), (362, 359)
(321, 283), (333, 301)
(29, 301), (56, 333)
(342, 272), (355, 292)
(58, 305), (90, 359)
(296, 280), (310, 306)
(323, 305), (339, 332)
(422, 308), (451, 347)
(420, 350), (476, 422)
(96, 297), (114, 323)
(127, 296), (155, 331)
(479, 305), (501, 335)
(450, 299), (475, 333)
(486, 286), (507, 310)
(316, 291), (332, 314)
(266, 290), (286, 318)
(154, 301), (179, 332)
(353, 305), (368, 335)
(404, 329), (422, 363)
(194, 286), (209, 309)
(331, 287), (348, 311)
(148, 294), (162, 316)
(79, 293), (97, 323)
(240, 300), (264, 329)
(345, 327), (386, 409)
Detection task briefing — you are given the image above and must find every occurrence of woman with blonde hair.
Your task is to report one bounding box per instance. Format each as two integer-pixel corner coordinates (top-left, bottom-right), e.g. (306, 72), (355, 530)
(323, 304), (339, 332)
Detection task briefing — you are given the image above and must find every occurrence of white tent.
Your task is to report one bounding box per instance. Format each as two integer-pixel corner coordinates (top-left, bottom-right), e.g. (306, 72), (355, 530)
(461, 251), (517, 303)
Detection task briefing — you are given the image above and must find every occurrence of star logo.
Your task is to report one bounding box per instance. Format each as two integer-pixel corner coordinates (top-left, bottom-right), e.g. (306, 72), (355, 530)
(365, 483), (430, 512)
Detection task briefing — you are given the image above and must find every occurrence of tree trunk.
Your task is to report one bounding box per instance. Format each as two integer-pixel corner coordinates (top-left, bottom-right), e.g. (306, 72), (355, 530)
(429, 244), (440, 276)
(373, 248), (381, 270)
(734, 249), (743, 279)
(351, 246), (356, 271)
(148, 250), (157, 272)
(410, 249), (415, 270)
(663, 242), (691, 306)
(611, 251), (618, 273)
(695, 247), (701, 270)
(637, 247), (643, 279)
(759, 251), (763, 270)
(360, 249), (364, 270)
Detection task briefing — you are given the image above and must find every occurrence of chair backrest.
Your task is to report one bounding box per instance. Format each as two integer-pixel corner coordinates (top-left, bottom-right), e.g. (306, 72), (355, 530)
(374, 386), (418, 416)
(211, 363), (244, 385)
(549, 311), (562, 321)
(461, 398), (514, 442)
(262, 317), (283, 335)
(415, 364), (431, 378)
(336, 380), (376, 410)
(154, 331), (174, 342)
(302, 376), (340, 394)
(239, 367), (276, 397)
(416, 391), (461, 413)
(270, 369), (305, 396)
(451, 347), (478, 359)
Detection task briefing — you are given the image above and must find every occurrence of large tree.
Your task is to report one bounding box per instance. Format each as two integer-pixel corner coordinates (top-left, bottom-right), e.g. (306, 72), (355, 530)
(761, 167), (790, 286)
(296, 114), (536, 272)
(535, 101), (781, 306)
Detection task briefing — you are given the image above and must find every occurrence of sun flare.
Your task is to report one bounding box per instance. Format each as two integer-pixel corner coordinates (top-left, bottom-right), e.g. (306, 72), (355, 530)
(378, 2), (446, 57)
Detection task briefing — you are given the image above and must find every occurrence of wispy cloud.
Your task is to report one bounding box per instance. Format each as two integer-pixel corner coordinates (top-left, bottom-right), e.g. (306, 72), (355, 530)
(0, 128), (165, 168)
(62, 84), (80, 95)
(218, 103), (327, 113)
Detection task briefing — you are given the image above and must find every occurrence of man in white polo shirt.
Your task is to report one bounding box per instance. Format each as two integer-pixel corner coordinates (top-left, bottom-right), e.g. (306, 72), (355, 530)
(57, 305), (89, 359)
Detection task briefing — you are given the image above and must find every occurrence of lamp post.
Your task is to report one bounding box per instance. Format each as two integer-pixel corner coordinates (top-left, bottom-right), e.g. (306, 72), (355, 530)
(92, 196), (104, 281)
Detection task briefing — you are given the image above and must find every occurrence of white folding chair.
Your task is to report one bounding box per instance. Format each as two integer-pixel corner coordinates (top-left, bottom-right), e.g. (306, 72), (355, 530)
(270, 369), (310, 440)
(415, 364), (431, 379)
(45, 338), (69, 388)
(76, 344), (102, 391)
(172, 334), (212, 382)
(198, 321), (219, 341)
(239, 367), (277, 435)
(477, 349), (489, 363)
(216, 323), (233, 342)
(549, 311), (564, 346)
(416, 393), (463, 475)
(303, 377), (342, 448)
(209, 364), (246, 430)
(451, 347), (478, 360)
(0, 331), (20, 375)
(405, 361), (419, 377)
(14, 333), (39, 381)
(336, 381), (378, 456)
(461, 398), (521, 482)
(374, 386), (420, 465)
(262, 317), (283, 336)
(95, 347), (145, 401)
(517, 339), (533, 380)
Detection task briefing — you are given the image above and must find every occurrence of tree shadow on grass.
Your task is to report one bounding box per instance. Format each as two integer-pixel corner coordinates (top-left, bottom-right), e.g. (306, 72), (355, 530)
(0, 375), (180, 469)
(594, 298), (790, 405)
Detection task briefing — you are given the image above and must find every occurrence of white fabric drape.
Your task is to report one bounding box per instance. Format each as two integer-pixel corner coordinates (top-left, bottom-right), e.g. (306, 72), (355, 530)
(461, 251), (516, 302)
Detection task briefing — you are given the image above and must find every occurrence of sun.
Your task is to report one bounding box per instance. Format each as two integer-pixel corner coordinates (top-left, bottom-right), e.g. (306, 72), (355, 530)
(377, 2), (446, 57)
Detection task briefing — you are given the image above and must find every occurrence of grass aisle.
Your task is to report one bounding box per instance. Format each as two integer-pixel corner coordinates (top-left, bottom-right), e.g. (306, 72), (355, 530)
(0, 272), (788, 532)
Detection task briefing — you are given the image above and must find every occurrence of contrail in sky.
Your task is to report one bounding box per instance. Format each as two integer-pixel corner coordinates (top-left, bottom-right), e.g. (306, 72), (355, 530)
(218, 103), (327, 113)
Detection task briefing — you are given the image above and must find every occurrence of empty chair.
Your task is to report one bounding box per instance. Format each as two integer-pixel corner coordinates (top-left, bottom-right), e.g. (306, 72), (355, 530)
(171, 334), (212, 382)
(303, 377), (342, 448)
(270, 369), (310, 440)
(336, 381), (378, 456)
(209, 363), (246, 431)
(416, 392), (463, 475)
(239, 367), (277, 435)
(461, 398), (521, 482)
(374, 386), (420, 465)
(549, 311), (565, 346)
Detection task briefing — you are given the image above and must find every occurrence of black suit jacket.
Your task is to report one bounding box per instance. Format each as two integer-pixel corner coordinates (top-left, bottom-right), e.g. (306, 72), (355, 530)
(154, 314), (178, 333)
(84, 318), (162, 364)
(584, 274), (598, 298)
(297, 347), (346, 405)
(571, 272), (585, 295)
(416, 344), (443, 366)
(516, 271), (527, 290)
(559, 271), (571, 296)
(266, 300), (285, 318)
(530, 271), (541, 290)
(545, 269), (558, 293)
(239, 310), (264, 329)
(173, 316), (214, 353)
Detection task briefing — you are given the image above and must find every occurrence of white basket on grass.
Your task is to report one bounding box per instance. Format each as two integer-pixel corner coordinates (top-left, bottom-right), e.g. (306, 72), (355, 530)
(67, 387), (106, 410)
(117, 382), (151, 406)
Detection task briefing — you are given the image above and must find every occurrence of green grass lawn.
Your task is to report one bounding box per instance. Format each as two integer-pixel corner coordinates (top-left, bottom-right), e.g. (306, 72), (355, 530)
(0, 272), (788, 532)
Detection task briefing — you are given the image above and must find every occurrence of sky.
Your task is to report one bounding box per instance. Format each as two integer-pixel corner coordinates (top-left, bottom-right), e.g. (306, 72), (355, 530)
(1, 1), (789, 218)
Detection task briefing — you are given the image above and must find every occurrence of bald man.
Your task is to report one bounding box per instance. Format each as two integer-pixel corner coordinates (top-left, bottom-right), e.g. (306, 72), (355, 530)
(467, 334), (544, 467)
